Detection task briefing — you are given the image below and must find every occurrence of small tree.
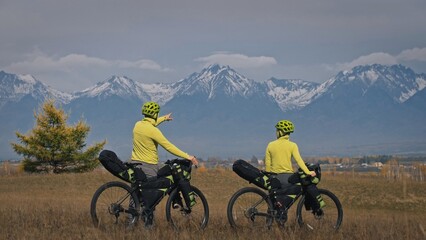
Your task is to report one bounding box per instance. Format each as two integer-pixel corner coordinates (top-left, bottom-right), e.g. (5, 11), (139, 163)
(11, 99), (106, 173)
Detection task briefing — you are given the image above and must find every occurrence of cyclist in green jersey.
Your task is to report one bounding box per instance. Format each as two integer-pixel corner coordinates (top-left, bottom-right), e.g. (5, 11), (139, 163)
(130, 101), (198, 226)
(131, 101), (198, 173)
(264, 120), (316, 214)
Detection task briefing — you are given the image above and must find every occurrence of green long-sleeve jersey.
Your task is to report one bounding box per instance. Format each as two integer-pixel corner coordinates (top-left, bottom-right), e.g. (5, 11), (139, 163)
(264, 135), (311, 175)
(131, 117), (190, 164)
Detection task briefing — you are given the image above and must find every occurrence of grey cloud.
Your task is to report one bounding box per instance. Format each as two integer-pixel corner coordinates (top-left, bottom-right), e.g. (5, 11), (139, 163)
(1, 0), (426, 90)
(195, 53), (277, 69)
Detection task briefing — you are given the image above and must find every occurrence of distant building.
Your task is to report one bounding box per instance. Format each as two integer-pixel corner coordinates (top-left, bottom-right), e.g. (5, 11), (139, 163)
(373, 162), (383, 168)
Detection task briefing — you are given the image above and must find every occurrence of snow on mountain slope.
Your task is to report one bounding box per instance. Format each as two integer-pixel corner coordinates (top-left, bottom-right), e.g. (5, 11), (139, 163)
(0, 71), (72, 107)
(75, 75), (150, 101)
(265, 78), (319, 111)
(140, 82), (177, 105)
(171, 64), (261, 99)
(310, 64), (426, 104)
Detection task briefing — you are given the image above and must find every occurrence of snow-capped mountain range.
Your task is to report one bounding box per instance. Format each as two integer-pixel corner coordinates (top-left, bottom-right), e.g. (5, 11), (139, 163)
(1, 64), (425, 159)
(2, 64), (425, 112)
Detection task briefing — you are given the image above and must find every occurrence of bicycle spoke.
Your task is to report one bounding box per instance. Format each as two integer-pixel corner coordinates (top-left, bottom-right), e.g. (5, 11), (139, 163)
(228, 188), (272, 229)
(91, 182), (140, 229)
(297, 189), (343, 232)
(167, 188), (208, 230)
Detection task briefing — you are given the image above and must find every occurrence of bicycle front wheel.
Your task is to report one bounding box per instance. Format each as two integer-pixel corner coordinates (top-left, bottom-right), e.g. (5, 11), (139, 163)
(165, 185), (209, 230)
(296, 188), (343, 232)
(90, 181), (140, 229)
(227, 187), (273, 229)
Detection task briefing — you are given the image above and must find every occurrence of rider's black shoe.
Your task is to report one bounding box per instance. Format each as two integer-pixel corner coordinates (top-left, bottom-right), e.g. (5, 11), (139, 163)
(276, 209), (287, 226)
(144, 213), (154, 228)
(141, 208), (154, 228)
(313, 208), (324, 219)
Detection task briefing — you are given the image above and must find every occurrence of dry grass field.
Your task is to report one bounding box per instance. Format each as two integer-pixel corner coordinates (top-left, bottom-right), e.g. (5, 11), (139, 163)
(1, 165), (426, 240)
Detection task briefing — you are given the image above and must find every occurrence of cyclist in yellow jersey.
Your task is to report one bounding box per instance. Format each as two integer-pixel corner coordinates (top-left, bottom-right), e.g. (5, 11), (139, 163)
(264, 120), (316, 217)
(130, 102), (199, 227)
(130, 101), (198, 177)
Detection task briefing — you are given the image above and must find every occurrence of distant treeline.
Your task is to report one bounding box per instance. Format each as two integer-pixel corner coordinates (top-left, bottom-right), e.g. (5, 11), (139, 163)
(305, 155), (426, 165)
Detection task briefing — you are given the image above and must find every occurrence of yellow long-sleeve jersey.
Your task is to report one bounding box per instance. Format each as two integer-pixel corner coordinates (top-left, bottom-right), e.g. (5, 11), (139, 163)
(131, 117), (190, 164)
(264, 135), (311, 175)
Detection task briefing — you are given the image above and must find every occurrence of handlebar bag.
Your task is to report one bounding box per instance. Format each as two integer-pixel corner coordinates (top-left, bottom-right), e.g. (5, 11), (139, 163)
(298, 163), (321, 186)
(158, 159), (192, 180)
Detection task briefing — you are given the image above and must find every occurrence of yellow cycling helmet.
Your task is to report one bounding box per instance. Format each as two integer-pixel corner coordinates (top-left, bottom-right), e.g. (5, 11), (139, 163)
(275, 120), (294, 133)
(142, 101), (160, 119)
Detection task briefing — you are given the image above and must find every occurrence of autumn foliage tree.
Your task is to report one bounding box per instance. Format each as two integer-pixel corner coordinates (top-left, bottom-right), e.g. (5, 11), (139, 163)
(11, 99), (106, 173)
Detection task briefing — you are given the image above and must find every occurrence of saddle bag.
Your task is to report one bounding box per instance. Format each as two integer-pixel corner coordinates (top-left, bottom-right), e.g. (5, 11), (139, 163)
(98, 149), (146, 183)
(232, 159), (271, 190)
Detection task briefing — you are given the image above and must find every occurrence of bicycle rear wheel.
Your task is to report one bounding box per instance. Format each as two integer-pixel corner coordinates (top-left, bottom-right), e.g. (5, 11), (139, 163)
(227, 187), (274, 229)
(296, 188), (343, 232)
(165, 186), (209, 230)
(90, 181), (140, 229)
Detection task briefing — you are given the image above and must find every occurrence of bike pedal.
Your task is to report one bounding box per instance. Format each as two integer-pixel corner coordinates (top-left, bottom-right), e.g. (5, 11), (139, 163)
(173, 203), (182, 210)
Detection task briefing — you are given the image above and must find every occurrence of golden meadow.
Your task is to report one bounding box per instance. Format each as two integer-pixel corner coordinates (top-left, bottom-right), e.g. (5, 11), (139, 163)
(1, 162), (425, 240)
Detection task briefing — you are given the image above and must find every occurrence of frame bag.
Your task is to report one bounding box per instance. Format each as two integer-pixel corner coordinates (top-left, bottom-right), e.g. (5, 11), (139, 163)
(139, 176), (172, 209)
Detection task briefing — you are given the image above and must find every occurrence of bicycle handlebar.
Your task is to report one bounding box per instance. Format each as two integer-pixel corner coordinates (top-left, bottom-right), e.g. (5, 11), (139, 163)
(165, 158), (197, 169)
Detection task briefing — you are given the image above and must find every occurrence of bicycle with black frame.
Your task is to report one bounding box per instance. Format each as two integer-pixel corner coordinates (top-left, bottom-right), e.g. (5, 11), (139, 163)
(90, 150), (209, 230)
(227, 159), (343, 232)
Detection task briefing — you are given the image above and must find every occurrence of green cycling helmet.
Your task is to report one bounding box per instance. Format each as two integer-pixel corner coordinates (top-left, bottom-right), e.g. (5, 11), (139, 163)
(275, 120), (294, 133)
(142, 101), (160, 119)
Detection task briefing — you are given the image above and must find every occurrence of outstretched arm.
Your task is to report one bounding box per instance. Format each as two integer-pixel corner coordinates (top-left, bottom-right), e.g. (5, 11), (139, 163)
(152, 128), (198, 166)
(155, 113), (173, 126)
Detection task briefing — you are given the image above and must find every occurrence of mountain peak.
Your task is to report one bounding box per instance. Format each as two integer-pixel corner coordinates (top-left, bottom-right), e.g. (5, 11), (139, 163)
(17, 73), (37, 84)
(76, 75), (150, 101)
(203, 64), (232, 74)
(1, 71), (36, 85)
(198, 64), (236, 80)
(323, 64), (426, 103)
(0, 70), (73, 107)
(107, 75), (134, 88)
(174, 64), (257, 99)
(342, 64), (417, 83)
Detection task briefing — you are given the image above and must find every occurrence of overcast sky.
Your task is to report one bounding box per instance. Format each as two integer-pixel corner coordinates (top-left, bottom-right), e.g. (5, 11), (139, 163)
(1, 0), (426, 92)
